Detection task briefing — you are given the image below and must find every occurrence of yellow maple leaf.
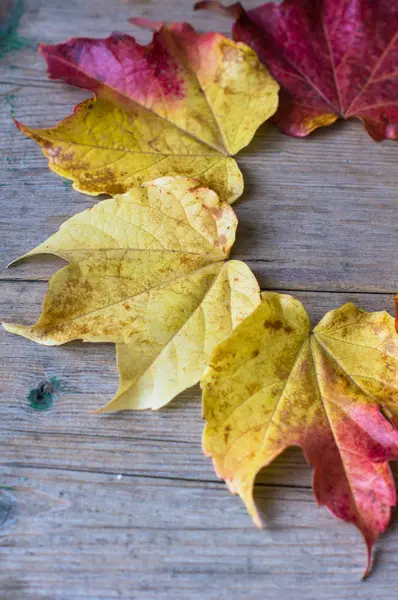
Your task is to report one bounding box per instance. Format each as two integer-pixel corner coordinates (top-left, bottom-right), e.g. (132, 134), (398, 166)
(3, 177), (260, 410)
(202, 292), (398, 573)
(18, 22), (279, 203)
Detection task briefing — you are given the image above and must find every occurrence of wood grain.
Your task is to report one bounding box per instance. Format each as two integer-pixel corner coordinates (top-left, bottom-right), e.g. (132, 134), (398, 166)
(1, 1), (398, 599)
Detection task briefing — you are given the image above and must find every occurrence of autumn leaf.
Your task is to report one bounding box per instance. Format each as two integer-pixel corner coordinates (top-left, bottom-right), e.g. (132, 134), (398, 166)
(2, 177), (260, 411)
(195, 0), (398, 140)
(17, 20), (279, 203)
(202, 292), (398, 575)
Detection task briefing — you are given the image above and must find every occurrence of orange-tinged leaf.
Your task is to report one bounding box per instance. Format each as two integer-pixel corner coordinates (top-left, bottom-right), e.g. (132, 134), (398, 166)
(202, 292), (398, 575)
(3, 177), (260, 410)
(18, 21), (279, 203)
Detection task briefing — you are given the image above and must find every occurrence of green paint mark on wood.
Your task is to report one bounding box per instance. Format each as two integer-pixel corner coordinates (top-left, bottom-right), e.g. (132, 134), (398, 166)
(5, 93), (16, 117)
(0, 0), (32, 60)
(27, 377), (62, 411)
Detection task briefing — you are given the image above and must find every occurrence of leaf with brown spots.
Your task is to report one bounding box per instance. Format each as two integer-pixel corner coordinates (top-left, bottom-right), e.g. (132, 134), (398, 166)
(2, 177), (260, 411)
(17, 18), (279, 203)
(202, 292), (398, 575)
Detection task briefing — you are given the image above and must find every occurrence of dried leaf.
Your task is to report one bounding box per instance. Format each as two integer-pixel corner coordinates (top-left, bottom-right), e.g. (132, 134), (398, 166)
(17, 20), (279, 202)
(3, 177), (260, 410)
(196, 1), (398, 140)
(202, 292), (398, 575)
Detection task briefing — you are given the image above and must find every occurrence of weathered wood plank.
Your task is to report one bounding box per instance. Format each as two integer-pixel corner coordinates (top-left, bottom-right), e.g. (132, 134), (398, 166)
(1, 466), (398, 600)
(0, 284), (395, 482)
(1, 113), (397, 292)
(0, 1), (397, 291)
(1, 1), (398, 599)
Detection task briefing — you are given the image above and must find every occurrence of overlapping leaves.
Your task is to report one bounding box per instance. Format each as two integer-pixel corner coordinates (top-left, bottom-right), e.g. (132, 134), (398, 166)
(2, 1), (398, 579)
(196, 0), (398, 140)
(202, 292), (398, 574)
(3, 177), (260, 410)
(18, 20), (279, 203)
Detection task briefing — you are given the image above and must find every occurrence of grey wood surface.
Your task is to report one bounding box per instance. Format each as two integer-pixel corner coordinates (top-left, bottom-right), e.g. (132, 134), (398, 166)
(1, 1), (398, 598)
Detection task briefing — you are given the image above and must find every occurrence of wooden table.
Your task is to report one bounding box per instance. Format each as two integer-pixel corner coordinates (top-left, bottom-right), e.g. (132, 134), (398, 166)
(1, 1), (398, 598)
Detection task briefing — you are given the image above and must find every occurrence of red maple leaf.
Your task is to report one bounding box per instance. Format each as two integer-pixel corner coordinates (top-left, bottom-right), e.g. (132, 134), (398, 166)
(195, 0), (398, 140)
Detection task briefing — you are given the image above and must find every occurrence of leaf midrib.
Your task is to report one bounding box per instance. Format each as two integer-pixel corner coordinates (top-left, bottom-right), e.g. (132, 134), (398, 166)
(249, 7), (397, 118)
(112, 261), (237, 409)
(45, 41), (229, 156)
(221, 323), (398, 511)
(309, 331), (398, 528)
(40, 257), (225, 330)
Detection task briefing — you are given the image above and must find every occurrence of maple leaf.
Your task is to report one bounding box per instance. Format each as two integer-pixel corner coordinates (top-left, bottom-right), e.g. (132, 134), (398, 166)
(17, 20), (279, 203)
(2, 177), (260, 411)
(201, 292), (398, 575)
(195, 0), (398, 140)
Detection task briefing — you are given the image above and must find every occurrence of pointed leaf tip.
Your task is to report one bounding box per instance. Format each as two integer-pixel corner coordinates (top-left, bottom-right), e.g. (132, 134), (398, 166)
(4, 178), (260, 411)
(13, 118), (23, 131)
(129, 17), (164, 32)
(22, 21), (278, 202)
(362, 538), (373, 580)
(202, 293), (398, 577)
